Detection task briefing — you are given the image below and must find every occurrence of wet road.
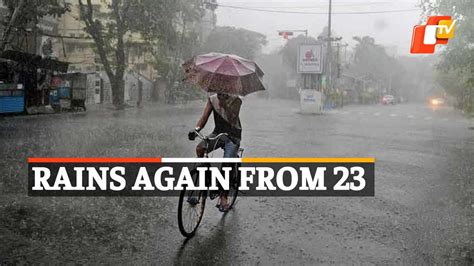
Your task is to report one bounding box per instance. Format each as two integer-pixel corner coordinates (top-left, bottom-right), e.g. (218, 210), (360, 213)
(1, 99), (473, 264)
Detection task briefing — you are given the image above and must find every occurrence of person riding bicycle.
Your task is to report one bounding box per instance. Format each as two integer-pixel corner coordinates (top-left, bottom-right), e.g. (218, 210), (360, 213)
(188, 93), (242, 212)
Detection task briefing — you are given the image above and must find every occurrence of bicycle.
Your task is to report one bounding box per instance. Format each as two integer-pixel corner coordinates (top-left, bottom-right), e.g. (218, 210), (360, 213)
(177, 130), (243, 238)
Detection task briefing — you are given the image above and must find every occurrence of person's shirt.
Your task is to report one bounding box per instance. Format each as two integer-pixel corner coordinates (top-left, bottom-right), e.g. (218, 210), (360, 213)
(209, 94), (242, 142)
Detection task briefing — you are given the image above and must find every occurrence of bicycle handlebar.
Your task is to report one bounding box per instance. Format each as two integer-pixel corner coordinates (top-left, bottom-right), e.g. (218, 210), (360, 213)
(194, 130), (227, 141)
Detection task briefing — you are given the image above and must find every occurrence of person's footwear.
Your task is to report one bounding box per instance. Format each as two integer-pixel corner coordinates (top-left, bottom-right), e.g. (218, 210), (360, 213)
(216, 196), (230, 212)
(218, 203), (231, 213)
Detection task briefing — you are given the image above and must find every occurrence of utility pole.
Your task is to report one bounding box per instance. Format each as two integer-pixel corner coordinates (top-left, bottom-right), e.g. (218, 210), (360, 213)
(326, 0), (332, 92)
(336, 42), (341, 108)
(136, 45), (143, 108)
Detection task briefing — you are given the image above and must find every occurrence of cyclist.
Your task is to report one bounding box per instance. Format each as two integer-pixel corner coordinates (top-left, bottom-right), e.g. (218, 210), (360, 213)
(188, 93), (242, 212)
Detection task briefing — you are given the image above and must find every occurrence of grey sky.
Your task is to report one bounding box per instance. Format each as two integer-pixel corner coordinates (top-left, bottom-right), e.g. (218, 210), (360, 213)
(215, 0), (424, 55)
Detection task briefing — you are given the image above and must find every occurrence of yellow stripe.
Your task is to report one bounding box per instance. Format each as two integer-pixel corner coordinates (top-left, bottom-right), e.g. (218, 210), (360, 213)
(241, 158), (375, 163)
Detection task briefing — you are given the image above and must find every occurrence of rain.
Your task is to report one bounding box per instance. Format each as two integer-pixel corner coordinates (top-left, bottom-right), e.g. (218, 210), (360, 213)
(0, 0), (473, 264)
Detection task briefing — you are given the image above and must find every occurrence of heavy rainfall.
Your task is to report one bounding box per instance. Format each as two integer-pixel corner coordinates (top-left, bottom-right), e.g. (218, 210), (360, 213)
(0, 0), (473, 264)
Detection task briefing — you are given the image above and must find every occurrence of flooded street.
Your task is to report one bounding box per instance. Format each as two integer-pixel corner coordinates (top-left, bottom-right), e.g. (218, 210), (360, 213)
(1, 99), (472, 264)
(1, 0), (473, 264)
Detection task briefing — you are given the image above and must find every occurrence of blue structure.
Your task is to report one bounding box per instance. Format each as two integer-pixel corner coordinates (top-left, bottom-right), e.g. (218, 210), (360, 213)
(0, 50), (69, 114)
(58, 86), (71, 98)
(0, 85), (24, 114)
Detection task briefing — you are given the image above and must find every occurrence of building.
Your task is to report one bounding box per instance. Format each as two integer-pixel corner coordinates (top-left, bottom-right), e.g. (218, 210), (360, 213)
(53, 1), (218, 105)
(0, 3), (71, 112)
(0, 2), (60, 56)
(57, 0), (155, 105)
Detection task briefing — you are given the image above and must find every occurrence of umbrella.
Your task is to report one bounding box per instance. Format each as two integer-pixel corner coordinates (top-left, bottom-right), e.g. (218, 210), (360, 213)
(182, 53), (266, 96)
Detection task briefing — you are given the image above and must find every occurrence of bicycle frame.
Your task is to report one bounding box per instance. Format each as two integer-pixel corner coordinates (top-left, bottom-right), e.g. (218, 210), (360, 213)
(194, 130), (244, 158)
(192, 130), (243, 199)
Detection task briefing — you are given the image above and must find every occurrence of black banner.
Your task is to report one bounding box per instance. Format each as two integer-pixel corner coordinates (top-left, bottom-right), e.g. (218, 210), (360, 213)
(28, 162), (375, 196)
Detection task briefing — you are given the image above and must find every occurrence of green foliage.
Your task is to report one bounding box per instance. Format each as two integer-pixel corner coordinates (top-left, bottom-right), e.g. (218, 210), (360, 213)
(134, 0), (205, 102)
(347, 36), (408, 98)
(78, 0), (143, 106)
(201, 26), (267, 60)
(351, 36), (398, 83)
(436, 68), (472, 110)
(421, 0), (474, 111)
(1, 0), (70, 20)
(0, 0), (70, 51)
(78, 0), (135, 69)
(135, 1), (179, 49)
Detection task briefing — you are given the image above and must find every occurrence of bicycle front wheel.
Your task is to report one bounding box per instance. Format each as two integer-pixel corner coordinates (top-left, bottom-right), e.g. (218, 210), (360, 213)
(178, 185), (207, 238)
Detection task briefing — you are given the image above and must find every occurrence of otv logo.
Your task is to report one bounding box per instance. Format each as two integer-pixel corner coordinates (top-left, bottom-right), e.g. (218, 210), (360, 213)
(410, 16), (456, 54)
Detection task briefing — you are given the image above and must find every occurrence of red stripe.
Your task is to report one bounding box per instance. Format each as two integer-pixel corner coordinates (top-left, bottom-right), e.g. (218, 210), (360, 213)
(28, 157), (162, 163)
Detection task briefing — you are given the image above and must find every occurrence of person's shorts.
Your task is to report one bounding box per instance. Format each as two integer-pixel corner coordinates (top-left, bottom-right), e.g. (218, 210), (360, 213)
(198, 133), (240, 157)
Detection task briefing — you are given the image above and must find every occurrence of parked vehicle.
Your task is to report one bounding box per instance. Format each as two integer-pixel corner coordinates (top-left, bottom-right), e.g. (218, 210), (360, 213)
(381, 95), (395, 105)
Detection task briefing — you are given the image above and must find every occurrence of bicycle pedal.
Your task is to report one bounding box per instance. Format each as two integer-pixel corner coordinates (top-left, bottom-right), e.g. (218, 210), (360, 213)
(209, 192), (219, 200)
(187, 197), (199, 205)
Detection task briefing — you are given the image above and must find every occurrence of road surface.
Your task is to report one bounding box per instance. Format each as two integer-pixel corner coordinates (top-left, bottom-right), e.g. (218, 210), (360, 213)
(0, 99), (472, 264)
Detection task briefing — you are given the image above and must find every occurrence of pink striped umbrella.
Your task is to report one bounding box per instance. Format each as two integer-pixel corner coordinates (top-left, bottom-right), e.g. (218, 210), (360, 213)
(182, 53), (266, 96)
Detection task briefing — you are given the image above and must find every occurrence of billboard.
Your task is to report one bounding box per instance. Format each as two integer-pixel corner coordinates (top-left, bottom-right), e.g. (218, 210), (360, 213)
(297, 44), (323, 74)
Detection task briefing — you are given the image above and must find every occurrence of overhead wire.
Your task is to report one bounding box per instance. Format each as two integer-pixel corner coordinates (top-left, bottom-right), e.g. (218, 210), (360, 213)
(216, 4), (420, 15)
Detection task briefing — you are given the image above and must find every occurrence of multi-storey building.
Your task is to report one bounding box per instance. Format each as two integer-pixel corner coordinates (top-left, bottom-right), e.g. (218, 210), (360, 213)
(0, 2), (60, 56)
(56, 0), (156, 104)
(56, 0), (217, 105)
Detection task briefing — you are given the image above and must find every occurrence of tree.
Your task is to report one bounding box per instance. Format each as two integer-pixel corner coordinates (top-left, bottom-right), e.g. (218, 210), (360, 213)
(201, 26), (267, 60)
(78, 0), (209, 105)
(0, 0), (69, 51)
(352, 36), (393, 79)
(142, 0), (205, 102)
(350, 36), (403, 94)
(78, 0), (139, 108)
(420, 0), (474, 112)
(152, 0), (204, 102)
(256, 52), (288, 98)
